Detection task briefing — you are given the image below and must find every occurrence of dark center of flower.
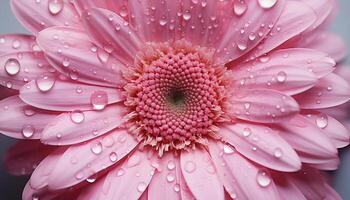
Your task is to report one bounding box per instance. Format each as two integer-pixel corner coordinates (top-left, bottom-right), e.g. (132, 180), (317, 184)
(124, 40), (229, 155)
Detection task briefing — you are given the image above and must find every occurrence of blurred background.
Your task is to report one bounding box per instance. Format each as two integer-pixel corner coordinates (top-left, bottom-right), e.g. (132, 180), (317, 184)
(0, 0), (350, 199)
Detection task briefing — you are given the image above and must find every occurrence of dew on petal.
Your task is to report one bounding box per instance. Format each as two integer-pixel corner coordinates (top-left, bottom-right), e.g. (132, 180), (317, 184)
(166, 172), (175, 182)
(256, 170), (271, 187)
(273, 148), (283, 158)
(184, 161), (196, 173)
(174, 184), (180, 192)
(137, 182), (147, 192)
(91, 142), (103, 155)
(258, 0), (277, 9)
(35, 75), (56, 92)
(90, 91), (108, 110)
(242, 127), (252, 137)
(223, 144), (235, 154)
(277, 71), (287, 83)
(4, 58), (20, 76)
(12, 40), (21, 49)
(233, 0), (247, 16)
(48, 0), (64, 15)
(167, 160), (175, 170)
(86, 174), (97, 183)
(117, 169), (125, 176)
(22, 125), (35, 138)
(70, 110), (85, 124)
(127, 154), (141, 168)
(315, 114), (328, 129)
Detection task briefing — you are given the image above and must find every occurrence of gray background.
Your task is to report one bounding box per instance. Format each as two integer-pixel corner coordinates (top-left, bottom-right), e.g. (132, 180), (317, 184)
(0, 0), (350, 199)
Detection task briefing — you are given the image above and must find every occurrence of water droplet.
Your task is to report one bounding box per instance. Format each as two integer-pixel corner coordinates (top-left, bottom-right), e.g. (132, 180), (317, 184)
(86, 174), (97, 183)
(256, 170), (271, 187)
(159, 19), (168, 26)
(174, 184), (180, 192)
(167, 160), (175, 170)
(183, 12), (191, 21)
(167, 173), (175, 182)
(206, 165), (216, 174)
(4, 58), (20, 76)
(35, 75), (55, 92)
(223, 144), (235, 154)
(233, 0), (247, 16)
(75, 171), (84, 180)
(117, 169), (125, 176)
(62, 58), (70, 67)
(97, 49), (109, 63)
(237, 41), (247, 51)
(277, 71), (287, 83)
(70, 110), (85, 124)
(12, 40), (21, 49)
(242, 127), (252, 137)
(24, 108), (36, 116)
(327, 86), (333, 91)
(22, 125), (35, 138)
(109, 152), (118, 162)
(315, 114), (328, 129)
(91, 142), (103, 155)
(259, 56), (270, 63)
(184, 161), (196, 173)
(127, 154), (141, 168)
(48, 0), (64, 15)
(258, 0), (277, 9)
(137, 182), (147, 192)
(273, 148), (283, 158)
(90, 91), (108, 110)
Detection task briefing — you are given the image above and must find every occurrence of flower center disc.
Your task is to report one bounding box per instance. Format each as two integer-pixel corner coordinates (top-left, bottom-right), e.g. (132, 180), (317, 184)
(124, 40), (228, 155)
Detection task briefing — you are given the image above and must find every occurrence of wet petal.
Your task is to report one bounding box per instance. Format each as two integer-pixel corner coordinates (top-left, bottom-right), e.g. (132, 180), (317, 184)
(208, 140), (280, 200)
(19, 80), (123, 111)
(11, 0), (81, 34)
(47, 129), (137, 190)
(220, 122), (301, 172)
(294, 73), (350, 109)
(37, 26), (125, 87)
(180, 148), (224, 200)
(73, 0), (128, 16)
(41, 104), (127, 145)
(300, 0), (336, 31)
(228, 89), (299, 123)
(82, 8), (142, 66)
(0, 51), (55, 90)
(0, 34), (38, 55)
(0, 96), (58, 139)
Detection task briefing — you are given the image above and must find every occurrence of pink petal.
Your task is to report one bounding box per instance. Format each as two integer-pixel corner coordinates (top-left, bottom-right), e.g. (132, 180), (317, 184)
(148, 153), (182, 200)
(246, 0), (317, 59)
(300, 0), (336, 31)
(208, 140), (280, 200)
(36, 26), (125, 87)
(278, 115), (338, 161)
(324, 184), (342, 200)
(73, 0), (128, 16)
(180, 147), (224, 200)
(0, 34), (38, 55)
(0, 86), (17, 100)
(302, 112), (350, 148)
(41, 104), (127, 145)
(128, 0), (181, 43)
(0, 51), (55, 90)
(10, 0), (82, 35)
(0, 96), (58, 139)
(230, 64), (317, 96)
(294, 73), (350, 109)
(298, 32), (347, 62)
(79, 150), (155, 200)
(220, 122), (301, 172)
(231, 48), (336, 78)
(47, 129), (137, 190)
(216, 0), (285, 64)
(4, 141), (54, 176)
(228, 89), (299, 123)
(22, 182), (58, 200)
(81, 8), (142, 66)
(272, 174), (306, 200)
(299, 152), (339, 170)
(19, 80), (123, 111)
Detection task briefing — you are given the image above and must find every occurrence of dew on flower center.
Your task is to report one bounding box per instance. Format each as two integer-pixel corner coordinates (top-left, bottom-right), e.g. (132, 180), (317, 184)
(123, 40), (229, 155)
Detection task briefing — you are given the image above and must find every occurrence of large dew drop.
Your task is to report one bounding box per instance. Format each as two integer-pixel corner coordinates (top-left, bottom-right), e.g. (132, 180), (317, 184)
(22, 125), (35, 138)
(90, 91), (108, 110)
(256, 170), (271, 187)
(35, 75), (56, 92)
(258, 0), (277, 9)
(233, 0), (247, 16)
(70, 110), (85, 124)
(48, 0), (64, 15)
(4, 58), (20, 76)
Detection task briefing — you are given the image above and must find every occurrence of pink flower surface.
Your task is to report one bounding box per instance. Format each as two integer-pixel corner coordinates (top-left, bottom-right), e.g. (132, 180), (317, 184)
(0, 0), (349, 199)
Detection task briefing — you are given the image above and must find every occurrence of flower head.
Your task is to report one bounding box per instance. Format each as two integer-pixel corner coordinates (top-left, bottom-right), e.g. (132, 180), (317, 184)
(0, 0), (349, 199)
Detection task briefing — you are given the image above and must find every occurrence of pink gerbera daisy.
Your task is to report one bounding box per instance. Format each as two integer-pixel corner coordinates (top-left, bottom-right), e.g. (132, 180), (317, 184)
(1, 0), (349, 199)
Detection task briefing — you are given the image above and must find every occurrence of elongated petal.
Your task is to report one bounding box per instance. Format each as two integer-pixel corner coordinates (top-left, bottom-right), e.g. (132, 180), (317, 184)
(180, 148), (224, 200)
(232, 48), (336, 78)
(148, 153), (182, 200)
(47, 129), (137, 190)
(299, 32), (347, 62)
(228, 89), (299, 123)
(5, 141), (54, 176)
(247, 0), (316, 58)
(80, 150), (155, 200)
(11, 0), (81, 34)
(220, 122), (301, 172)
(216, 0), (285, 64)
(278, 115), (337, 160)
(82, 8), (142, 66)
(73, 0), (127, 16)
(0, 51), (55, 90)
(0, 96), (58, 139)
(272, 174), (306, 200)
(300, 0), (336, 31)
(294, 73), (350, 109)
(0, 34), (38, 55)
(208, 140), (280, 200)
(128, 0), (181, 43)
(37, 26), (125, 87)
(302, 112), (349, 148)
(231, 65), (317, 95)
(41, 104), (127, 145)
(19, 80), (123, 111)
